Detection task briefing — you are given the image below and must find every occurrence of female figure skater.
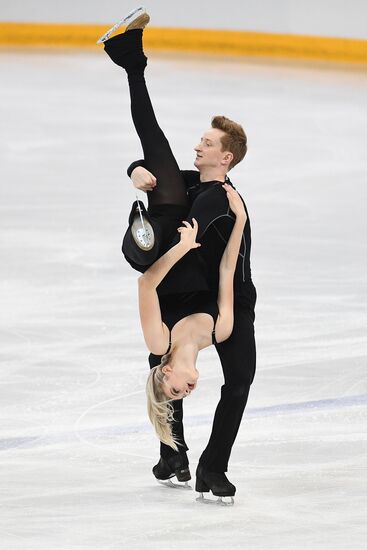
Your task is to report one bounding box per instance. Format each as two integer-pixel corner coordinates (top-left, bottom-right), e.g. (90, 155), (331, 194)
(100, 16), (246, 457)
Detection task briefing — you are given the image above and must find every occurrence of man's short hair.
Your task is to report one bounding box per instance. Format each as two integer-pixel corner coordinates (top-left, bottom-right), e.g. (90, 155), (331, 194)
(211, 115), (247, 171)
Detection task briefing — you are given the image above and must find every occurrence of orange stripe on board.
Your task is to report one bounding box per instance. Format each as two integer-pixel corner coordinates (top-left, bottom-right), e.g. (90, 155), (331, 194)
(0, 22), (366, 63)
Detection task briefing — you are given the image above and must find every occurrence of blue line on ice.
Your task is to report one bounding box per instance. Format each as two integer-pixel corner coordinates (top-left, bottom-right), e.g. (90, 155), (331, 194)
(1, 393), (366, 451)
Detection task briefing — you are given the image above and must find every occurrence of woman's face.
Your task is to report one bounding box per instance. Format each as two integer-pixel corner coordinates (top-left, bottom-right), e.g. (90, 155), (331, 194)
(162, 362), (199, 400)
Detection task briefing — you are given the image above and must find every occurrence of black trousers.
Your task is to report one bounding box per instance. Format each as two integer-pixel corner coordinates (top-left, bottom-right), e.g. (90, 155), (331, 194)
(107, 30), (257, 473)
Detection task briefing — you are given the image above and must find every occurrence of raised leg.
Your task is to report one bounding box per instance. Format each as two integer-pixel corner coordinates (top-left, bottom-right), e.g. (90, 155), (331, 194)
(104, 30), (188, 208)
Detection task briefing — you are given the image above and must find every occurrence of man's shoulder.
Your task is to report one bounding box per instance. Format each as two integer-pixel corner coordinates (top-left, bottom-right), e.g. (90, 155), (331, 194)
(181, 170), (201, 194)
(181, 169), (200, 181)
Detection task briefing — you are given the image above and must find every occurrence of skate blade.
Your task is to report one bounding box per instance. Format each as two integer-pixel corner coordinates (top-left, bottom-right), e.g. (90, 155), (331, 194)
(196, 492), (234, 506)
(157, 479), (192, 490)
(131, 214), (155, 250)
(97, 6), (146, 44)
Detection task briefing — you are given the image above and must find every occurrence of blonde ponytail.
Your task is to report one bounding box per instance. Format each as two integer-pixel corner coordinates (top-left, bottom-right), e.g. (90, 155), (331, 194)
(146, 350), (181, 451)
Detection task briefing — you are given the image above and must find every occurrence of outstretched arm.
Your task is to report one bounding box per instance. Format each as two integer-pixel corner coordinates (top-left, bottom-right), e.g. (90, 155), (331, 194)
(214, 184), (247, 343)
(138, 219), (201, 354)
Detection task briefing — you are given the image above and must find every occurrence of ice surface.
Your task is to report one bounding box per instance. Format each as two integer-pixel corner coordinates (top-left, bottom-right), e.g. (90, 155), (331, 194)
(0, 48), (366, 549)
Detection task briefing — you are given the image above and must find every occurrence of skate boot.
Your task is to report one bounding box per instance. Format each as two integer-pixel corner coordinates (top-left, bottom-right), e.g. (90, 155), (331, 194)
(153, 454), (192, 490)
(122, 200), (160, 266)
(195, 464), (236, 506)
(102, 27), (147, 72)
(97, 6), (150, 44)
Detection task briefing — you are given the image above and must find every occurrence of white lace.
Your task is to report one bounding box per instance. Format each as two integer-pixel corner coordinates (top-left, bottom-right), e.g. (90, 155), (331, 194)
(135, 192), (147, 234)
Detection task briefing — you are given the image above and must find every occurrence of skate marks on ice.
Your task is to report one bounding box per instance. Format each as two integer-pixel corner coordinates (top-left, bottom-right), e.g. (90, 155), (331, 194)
(1, 50), (367, 549)
(1, 391), (366, 451)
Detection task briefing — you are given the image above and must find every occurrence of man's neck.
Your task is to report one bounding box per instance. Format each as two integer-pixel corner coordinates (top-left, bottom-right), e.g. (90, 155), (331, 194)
(199, 168), (227, 183)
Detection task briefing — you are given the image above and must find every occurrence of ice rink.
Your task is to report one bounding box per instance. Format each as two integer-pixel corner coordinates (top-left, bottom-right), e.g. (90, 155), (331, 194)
(1, 47), (367, 549)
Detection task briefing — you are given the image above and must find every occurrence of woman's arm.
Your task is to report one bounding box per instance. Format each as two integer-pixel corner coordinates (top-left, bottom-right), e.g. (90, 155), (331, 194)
(138, 276), (170, 355)
(138, 219), (201, 354)
(142, 219), (200, 288)
(215, 184), (247, 343)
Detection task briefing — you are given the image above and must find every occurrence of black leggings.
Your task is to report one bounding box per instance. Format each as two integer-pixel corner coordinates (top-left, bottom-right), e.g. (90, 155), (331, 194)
(104, 29), (189, 210)
(126, 47), (188, 208)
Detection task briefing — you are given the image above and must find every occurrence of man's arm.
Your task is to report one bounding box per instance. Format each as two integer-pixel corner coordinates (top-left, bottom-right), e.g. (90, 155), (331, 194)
(127, 161), (157, 192)
(127, 160), (244, 265)
(127, 160), (200, 193)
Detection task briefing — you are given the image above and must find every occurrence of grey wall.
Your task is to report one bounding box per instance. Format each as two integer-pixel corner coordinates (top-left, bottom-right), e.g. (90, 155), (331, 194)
(1, 0), (366, 40)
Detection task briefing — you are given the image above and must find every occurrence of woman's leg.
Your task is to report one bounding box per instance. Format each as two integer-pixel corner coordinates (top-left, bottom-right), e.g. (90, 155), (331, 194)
(104, 30), (188, 208)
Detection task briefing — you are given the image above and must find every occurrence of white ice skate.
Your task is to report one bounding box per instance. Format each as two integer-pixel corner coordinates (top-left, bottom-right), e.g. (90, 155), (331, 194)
(96, 6), (149, 44)
(157, 478), (192, 490)
(196, 493), (234, 506)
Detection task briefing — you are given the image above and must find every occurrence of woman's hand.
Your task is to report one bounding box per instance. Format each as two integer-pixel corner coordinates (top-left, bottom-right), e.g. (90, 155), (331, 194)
(131, 166), (157, 192)
(222, 183), (247, 222)
(177, 218), (201, 251)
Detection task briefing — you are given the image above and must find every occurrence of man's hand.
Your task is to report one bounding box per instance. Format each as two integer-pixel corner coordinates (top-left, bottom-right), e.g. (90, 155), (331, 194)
(131, 166), (157, 192)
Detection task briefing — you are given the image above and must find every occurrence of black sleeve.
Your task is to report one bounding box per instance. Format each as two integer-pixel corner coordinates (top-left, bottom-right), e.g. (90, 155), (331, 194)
(127, 159), (146, 178)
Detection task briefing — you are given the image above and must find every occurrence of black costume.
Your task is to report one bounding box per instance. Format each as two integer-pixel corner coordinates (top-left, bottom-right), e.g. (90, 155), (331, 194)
(104, 29), (257, 474)
(160, 291), (219, 356)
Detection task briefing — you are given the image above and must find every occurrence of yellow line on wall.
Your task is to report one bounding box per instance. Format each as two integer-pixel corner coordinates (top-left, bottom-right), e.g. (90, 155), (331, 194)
(0, 22), (366, 63)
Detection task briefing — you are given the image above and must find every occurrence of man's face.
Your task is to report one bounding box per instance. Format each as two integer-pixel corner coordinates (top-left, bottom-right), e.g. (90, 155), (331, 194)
(194, 128), (229, 171)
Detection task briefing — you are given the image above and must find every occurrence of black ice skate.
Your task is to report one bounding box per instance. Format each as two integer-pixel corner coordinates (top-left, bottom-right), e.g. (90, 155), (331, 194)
(122, 200), (160, 266)
(153, 454), (192, 490)
(195, 464), (236, 506)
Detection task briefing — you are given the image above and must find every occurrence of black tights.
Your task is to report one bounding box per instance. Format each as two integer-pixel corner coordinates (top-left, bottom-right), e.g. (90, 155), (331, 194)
(108, 29), (189, 208)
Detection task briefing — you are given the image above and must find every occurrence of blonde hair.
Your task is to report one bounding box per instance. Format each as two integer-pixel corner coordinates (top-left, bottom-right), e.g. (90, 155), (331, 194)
(211, 115), (247, 170)
(146, 348), (181, 451)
